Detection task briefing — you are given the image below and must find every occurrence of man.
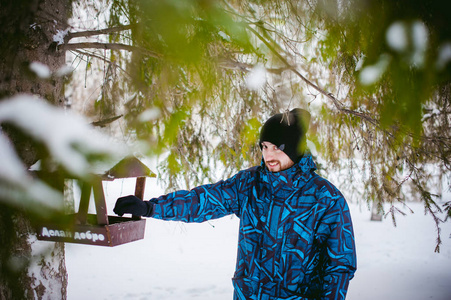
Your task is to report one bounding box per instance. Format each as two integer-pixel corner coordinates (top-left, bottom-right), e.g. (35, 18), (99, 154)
(114, 108), (357, 300)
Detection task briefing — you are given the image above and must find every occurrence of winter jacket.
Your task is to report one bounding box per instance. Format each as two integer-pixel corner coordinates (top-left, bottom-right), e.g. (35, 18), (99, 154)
(148, 154), (357, 299)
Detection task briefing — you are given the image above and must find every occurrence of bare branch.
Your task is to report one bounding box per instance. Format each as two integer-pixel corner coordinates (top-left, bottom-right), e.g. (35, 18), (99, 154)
(69, 49), (131, 78)
(216, 58), (252, 72)
(61, 42), (162, 59)
(67, 24), (134, 40)
(91, 115), (123, 127)
(216, 57), (290, 74)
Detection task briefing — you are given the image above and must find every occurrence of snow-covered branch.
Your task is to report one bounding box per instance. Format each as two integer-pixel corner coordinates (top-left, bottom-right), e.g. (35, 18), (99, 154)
(0, 95), (128, 214)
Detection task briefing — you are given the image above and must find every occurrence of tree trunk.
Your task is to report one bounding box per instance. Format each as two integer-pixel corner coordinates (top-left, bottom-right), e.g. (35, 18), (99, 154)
(370, 201), (383, 221)
(0, 0), (71, 298)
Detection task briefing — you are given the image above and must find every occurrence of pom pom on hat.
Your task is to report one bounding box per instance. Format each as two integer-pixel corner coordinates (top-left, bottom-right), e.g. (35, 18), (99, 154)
(259, 108), (311, 163)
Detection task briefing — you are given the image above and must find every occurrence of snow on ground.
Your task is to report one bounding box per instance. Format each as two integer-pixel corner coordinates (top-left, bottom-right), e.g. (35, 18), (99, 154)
(65, 177), (451, 300)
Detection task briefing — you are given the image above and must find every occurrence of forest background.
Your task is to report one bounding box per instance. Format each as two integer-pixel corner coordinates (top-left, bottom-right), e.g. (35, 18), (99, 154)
(0, 0), (450, 298)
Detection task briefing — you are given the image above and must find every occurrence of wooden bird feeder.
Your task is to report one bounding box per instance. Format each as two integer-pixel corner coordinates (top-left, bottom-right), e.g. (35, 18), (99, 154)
(36, 156), (155, 247)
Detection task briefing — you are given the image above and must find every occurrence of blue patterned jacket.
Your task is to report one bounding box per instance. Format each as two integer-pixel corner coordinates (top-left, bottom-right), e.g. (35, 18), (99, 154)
(149, 154), (357, 299)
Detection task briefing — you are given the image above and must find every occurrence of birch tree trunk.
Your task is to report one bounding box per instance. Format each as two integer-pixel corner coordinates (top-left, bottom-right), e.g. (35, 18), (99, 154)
(0, 0), (72, 298)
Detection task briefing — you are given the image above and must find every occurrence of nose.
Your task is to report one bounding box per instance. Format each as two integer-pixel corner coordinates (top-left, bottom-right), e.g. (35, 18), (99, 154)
(263, 148), (275, 161)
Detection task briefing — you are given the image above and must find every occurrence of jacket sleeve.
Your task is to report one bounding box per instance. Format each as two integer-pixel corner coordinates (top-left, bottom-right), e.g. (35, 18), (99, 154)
(316, 185), (357, 300)
(147, 170), (248, 222)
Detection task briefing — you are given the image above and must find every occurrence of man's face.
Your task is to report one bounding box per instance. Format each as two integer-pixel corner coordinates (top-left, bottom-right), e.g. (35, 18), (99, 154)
(261, 141), (294, 172)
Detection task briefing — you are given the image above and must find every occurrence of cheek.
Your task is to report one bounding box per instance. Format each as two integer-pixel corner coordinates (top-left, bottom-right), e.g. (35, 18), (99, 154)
(279, 157), (288, 166)
(278, 154), (294, 168)
(275, 152), (286, 161)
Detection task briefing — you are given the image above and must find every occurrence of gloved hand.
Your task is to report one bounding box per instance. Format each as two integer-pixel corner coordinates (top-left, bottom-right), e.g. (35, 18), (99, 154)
(113, 195), (151, 217)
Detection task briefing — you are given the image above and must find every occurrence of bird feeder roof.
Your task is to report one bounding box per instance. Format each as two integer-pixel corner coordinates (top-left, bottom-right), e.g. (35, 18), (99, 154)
(102, 156), (155, 180)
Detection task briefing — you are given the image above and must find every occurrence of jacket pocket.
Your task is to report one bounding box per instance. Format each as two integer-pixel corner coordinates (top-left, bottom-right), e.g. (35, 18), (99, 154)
(283, 231), (328, 299)
(282, 232), (310, 269)
(232, 276), (258, 299)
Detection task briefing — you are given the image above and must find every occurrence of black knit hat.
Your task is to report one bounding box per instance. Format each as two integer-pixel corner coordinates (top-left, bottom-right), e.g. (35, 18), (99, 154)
(259, 108), (311, 163)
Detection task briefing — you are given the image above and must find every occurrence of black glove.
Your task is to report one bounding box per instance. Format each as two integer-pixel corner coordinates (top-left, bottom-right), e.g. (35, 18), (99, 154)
(113, 195), (151, 217)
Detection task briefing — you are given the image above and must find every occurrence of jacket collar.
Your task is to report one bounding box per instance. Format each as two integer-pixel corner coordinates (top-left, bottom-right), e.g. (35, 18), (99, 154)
(259, 153), (316, 189)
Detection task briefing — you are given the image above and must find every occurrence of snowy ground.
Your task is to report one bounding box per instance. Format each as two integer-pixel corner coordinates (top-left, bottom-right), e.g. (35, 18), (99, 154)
(65, 177), (451, 300)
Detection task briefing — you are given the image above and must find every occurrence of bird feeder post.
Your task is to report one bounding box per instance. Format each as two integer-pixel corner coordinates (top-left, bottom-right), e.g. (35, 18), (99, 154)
(133, 176), (146, 220)
(76, 181), (91, 225)
(92, 178), (109, 226)
(134, 176), (146, 200)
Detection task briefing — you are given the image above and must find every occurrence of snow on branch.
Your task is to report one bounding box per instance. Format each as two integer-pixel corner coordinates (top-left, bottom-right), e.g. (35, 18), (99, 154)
(0, 95), (125, 176)
(0, 95), (128, 214)
(0, 129), (62, 213)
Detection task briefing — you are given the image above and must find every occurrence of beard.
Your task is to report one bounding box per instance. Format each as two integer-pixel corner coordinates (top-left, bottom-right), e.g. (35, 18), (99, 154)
(265, 160), (282, 172)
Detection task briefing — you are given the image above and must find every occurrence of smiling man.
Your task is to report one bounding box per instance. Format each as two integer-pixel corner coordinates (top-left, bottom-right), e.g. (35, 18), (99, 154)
(114, 108), (357, 299)
(259, 108), (311, 173)
(261, 141), (294, 172)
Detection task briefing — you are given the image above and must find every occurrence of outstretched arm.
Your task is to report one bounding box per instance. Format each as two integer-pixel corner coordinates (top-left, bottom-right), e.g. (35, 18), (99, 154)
(114, 170), (249, 222)
(149, 176), (242, 222)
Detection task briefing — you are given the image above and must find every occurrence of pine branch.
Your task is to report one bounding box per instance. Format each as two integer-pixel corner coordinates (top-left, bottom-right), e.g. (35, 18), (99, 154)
(246, 23), (379, 126)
